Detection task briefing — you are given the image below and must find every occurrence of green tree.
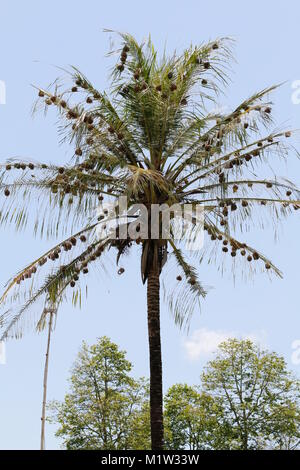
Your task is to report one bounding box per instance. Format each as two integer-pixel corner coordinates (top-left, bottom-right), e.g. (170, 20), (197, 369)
(1, 33), (300, 449)
(164, 384), (225, 450)
(49, 337), (149, 450)
(202, 339), (300, 450)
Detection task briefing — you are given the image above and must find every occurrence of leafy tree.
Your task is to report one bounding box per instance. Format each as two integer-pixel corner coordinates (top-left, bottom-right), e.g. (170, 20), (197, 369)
(202, 339), (300, 450)
(49, 337), (149, 450)
(1, 32), (300, 449)
(164, 384), (226, 450)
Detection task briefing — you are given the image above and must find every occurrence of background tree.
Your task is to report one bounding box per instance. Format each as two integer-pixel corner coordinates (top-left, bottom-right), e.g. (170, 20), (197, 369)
(202, 339), (300, 450)
(164, 384), (226, 450)
(1, 32), (300, 449)
(49, 336), (149, 450)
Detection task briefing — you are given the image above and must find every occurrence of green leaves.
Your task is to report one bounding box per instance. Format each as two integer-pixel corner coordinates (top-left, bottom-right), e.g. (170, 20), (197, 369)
(1, 32), (300, 338)
(202, 339), (300, 449)
(49, 337), (150, 450)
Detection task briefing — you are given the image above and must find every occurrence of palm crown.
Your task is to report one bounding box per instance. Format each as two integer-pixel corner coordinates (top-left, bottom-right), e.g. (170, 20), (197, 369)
(0, 32), (299, 449)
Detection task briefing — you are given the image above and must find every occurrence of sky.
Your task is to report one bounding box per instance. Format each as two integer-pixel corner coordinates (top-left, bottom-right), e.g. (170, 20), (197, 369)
(0, 0), (300, 450)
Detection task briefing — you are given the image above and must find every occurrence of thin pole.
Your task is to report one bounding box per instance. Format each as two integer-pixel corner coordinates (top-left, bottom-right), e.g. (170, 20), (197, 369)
(40, 310), (54, 450)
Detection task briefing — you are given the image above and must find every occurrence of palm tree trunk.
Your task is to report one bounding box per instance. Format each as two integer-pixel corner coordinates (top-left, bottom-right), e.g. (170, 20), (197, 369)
(147, 265), (164, 450)
(40, 311), (54, 450)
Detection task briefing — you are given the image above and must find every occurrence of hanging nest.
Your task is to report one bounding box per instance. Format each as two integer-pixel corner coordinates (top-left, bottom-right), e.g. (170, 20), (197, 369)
(67, 110), (78, 119)
(266, 182), (273, 188)
(176, 275), (182, 281)
(212, 43), (219, 50)
(181, 98), (187, 106)
(71, 87), (78, 93)
(170, 83), (177, 92)
(75, 148), (83, 156)
(38, 90), (45, 97)
(167, 72), (173, 79)
(80, 235), (87, 242)
(253, 252), (259, 260)
(82, 268), (89, 274)
(231, 251), (237, 257)
(286, 190), (292, 197)
(223, 240), (228, 246)
(117, 64), (124, 72)
(222, 247), (228, 253)
(265, 263), (271, 270)
(244, 123), (249, 129)
(247, 255), (252, 262)
(118, 267), (125, 275)
(156, 84), (162, 92)
(231, 203), (237, 211)
(242, 200), (248, 207)
(203, 62), (210, 69)
(241, 249), (246, 256)
(285, 131), (291, 138)
(70, 281), (76, 288)
(86, 97), (93, 104)
(120, 52), (127, 63)
(5, 164), (12, 170)
(4, 188), (10, 197)
(201, 79), (208, 86)
(264, 107), (272, 114)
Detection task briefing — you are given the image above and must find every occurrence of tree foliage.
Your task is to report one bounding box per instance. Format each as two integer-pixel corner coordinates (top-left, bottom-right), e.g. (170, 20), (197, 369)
(49, 336), (150, 450)
(201, 339), (300, 450)
(50, 337), (300, 450)
(0, 32), (299, 338)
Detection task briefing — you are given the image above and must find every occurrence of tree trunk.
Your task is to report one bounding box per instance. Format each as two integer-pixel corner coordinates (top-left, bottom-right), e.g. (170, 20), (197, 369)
(40, 311), (54, 450)
(147, 265), (164, 450)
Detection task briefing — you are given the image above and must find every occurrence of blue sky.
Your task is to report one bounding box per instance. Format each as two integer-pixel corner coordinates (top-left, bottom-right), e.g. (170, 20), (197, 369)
(0, 0), (300, 450)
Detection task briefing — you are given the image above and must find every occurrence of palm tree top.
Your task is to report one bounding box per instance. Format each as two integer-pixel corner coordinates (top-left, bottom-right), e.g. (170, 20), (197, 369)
(0, 31), (299, 338)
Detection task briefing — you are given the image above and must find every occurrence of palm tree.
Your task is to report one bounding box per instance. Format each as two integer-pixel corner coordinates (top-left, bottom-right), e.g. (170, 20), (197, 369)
(0, 32), (299, 450)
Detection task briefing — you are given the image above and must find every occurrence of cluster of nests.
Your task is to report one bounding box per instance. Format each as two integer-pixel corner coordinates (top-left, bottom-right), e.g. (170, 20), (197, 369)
(15, 234), (109, 288)
(38, 89), (96, 134)
(197, 125), (291, 162)
(175, 275), (198, 285)
(115, 44), (214, 100)
(215, 181), (296, 222)
(204, 226), (272, 269)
